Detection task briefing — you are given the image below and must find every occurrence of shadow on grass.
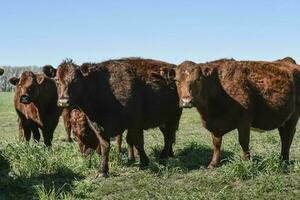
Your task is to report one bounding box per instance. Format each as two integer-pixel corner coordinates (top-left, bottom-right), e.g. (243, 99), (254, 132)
(148, 142), (234, 173)
(0, 153), (85, 200)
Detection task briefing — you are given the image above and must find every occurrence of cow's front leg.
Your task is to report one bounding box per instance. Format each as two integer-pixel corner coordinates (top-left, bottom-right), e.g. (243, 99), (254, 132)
(98, 136), (110, 177)
(85, 116), (110, 178)
(208, 133), (222, 169)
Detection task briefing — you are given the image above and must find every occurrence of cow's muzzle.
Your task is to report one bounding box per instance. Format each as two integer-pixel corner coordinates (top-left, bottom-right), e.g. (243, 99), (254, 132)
(180, 98), (195, 108)
(20, 94), (32, 104)
(57, 98), (70, 107)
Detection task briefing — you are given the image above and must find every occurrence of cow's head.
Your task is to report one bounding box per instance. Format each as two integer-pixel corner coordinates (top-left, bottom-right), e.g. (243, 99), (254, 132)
(0, 68), (4, 76)
(70, 109), (99, 155)
(175, 61), (215, 108)
(43, 60), (86, 108)
(9, 71), (45, 104)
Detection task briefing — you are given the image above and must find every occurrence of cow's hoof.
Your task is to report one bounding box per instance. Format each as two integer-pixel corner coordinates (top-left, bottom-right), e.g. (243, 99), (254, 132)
(95, 172), (109, 179)
(127, 158), (136, 166)
(139, 159), (149, 169)
(159, 150), (174, 159)
(208, 162), (218, 169)
(62, 138), (73, 143)
(139, 164), (149, 170)
(241, 154), (250, 161)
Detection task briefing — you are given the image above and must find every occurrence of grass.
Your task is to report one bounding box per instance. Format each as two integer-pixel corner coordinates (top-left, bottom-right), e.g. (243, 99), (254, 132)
(0, 91), (299, 199)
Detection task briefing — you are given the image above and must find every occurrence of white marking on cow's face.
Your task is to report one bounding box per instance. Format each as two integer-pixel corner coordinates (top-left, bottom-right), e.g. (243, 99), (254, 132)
(183, 70), (190, 75)
(181, 98), (192, 103)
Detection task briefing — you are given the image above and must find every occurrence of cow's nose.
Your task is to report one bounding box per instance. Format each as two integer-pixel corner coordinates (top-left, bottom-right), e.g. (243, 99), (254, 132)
(57, 98), (70, 107)
(180, 97), (195, 108)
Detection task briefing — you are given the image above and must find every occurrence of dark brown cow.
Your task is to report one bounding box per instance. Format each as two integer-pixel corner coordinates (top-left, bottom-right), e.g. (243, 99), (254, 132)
(0, 68), (4, 76)
(43, 58), (182, 177)
(70, 109), (127, 157)
(172, 59), (300, 168)
(42, 65), (72, 142)
(9, 71), (61, 146)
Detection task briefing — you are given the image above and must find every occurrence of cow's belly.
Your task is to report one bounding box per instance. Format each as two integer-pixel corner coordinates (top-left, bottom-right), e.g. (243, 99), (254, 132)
(200, 115), (238, 135)
(251, 102), (295, 130)
(251, 111), (292, 130)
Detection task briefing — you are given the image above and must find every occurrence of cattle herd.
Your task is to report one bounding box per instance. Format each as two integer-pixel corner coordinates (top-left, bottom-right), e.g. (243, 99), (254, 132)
(0, 56), (299, 177)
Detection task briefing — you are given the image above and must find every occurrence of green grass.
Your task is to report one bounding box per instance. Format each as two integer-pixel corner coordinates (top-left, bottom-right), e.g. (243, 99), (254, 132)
(0, 91), (300, 200)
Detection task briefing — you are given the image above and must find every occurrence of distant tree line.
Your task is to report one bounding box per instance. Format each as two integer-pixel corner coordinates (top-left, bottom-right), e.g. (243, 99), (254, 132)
(0, 66), (41, 92)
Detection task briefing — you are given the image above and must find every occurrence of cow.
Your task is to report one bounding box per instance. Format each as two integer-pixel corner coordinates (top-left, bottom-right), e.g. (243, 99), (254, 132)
(0, 68), (4, 76)
(43, 58), (182, 177)
(70, 108), (130, 157)
(9, 71), (71, 146)
(170, 59), (300, 168)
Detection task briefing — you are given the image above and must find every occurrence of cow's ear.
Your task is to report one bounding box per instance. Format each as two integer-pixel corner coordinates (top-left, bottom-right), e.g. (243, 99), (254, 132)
(36, 74), (45, 85)
(160, 67), (176, 81)
(202, 66), (215, 77)
(43, 65), (56, 78)
(80, 64), (90, 77)
(9, 77), (20, 85)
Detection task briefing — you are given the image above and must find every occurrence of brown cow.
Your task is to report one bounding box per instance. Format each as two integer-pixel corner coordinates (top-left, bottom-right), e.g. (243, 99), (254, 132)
(10, 71), (62, 146)
(0, 68), (4, 76)
(43, 58), (182, 177)
(70, 109), (128, 157)
(171, 59), (300, 168)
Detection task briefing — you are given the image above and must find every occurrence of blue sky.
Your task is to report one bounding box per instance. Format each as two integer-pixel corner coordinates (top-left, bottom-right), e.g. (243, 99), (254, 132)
(0, 0), (299, 66)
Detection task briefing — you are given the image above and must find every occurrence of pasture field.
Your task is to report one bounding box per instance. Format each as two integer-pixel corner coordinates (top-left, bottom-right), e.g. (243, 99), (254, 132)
(0, 92), (300, 200)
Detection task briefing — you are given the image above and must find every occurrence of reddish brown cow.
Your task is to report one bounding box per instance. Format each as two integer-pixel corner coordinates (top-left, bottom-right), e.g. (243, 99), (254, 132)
(172, 59), (300, 168)
(70, 109), (128, 157)
(9, 71), (61, 146)
(0, 68), (4, 76)
(43, 58), (182, 177)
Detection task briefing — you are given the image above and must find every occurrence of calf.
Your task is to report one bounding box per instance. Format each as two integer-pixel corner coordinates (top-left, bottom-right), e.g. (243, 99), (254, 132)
(70, 109), (128, 157)
(172, 59), (300, 168)
(43, 58), (182, 176)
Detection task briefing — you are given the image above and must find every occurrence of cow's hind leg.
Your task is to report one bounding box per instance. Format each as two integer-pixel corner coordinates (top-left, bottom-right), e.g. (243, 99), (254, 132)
(159, 125), (176, 158)
(126, 133), (136, 163)
(127, 128), (149, 168)
(115, 133), (122, 156)
(159, 110), (181, 158)
(208, 133), (222, 169)
(278, 113), (299, 161)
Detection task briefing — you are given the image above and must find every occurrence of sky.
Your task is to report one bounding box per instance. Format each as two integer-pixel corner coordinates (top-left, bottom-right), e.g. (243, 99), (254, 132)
(0, 0), (299, 66)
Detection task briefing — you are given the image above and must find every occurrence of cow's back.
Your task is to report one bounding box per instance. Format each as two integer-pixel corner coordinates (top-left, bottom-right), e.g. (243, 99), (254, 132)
(116, 58), (181, 129)
(212, 61), (299, 130)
